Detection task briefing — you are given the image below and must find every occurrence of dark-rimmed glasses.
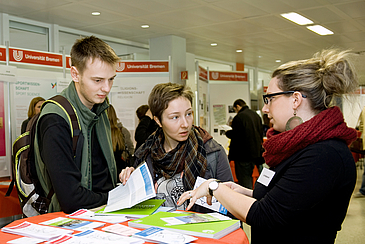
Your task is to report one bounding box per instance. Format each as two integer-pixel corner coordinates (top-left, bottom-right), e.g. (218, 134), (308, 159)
(263, 91), (307, 105)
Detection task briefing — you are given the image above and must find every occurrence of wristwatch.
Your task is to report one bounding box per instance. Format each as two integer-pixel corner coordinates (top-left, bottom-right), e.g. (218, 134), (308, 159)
(208, 180), (220, 196)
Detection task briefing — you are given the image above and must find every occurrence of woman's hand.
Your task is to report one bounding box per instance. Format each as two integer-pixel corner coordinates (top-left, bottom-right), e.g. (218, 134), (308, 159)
(119, 167), (135, 185)
(222, 181), (252, 196)
(177, 179), (215, 211)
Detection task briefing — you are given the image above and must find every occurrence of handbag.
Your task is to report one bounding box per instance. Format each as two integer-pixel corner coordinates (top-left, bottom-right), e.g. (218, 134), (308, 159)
(350, 137), (365, 154)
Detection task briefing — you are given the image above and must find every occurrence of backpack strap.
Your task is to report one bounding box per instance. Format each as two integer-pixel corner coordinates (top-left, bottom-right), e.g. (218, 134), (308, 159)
(46, 95), (81, 156)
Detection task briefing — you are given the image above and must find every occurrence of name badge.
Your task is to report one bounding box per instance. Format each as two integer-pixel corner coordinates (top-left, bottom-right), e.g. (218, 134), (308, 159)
(257, 168), (275, 187)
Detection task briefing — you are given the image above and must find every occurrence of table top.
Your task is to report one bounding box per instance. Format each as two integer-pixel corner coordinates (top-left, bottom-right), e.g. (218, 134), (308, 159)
(0, 211), (249, 244)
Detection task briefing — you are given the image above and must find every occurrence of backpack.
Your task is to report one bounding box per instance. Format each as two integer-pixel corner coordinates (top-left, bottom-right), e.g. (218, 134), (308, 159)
(6, 95), (80, 217)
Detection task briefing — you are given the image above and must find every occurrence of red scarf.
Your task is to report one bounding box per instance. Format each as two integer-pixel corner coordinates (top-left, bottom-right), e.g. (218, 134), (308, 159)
(263, 106), (357, 168)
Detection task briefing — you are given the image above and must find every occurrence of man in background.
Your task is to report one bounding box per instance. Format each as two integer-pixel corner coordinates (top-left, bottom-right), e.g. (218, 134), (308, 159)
(225, 99), (263, 189)
(34, 36), (120, 213)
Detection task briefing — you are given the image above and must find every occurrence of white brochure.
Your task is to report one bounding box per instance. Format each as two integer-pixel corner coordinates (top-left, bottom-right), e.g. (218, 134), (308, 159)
(193, 177), (228, 214)
(104, 162), (156, 213)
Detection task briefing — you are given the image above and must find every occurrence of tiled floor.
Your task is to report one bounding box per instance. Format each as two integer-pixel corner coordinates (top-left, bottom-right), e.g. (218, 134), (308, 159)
(242, 165), (365, 243)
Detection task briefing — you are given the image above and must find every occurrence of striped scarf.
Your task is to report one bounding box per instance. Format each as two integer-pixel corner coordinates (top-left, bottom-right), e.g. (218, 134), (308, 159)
(263, 106), (357, 168)
(135, 125), (208, 190)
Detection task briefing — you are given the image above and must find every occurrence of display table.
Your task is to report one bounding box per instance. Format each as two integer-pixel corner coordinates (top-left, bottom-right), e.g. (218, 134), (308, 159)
(0, 212), (249, 244)
(0, 182), (22, 218)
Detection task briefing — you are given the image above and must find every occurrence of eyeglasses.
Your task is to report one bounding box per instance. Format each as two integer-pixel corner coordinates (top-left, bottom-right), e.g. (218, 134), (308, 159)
(263, 91), (307, 105)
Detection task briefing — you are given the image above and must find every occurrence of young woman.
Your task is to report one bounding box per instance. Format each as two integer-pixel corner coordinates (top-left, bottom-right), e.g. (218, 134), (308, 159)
(21, 96), (45, 134)
(120, 82), (233, 210)
(107, 104), (133, 175)
(179, 49), (358, 243)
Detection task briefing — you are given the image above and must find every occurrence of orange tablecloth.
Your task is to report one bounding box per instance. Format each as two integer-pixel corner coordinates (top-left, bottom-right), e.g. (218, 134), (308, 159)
(0, 183), (22, 218)
(0, 212), (249, 244)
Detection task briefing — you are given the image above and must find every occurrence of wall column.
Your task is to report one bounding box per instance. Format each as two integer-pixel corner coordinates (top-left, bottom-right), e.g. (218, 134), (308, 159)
(149, 35), (186, 84)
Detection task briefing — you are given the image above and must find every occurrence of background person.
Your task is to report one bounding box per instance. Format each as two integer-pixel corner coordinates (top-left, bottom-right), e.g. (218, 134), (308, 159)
(34, 36), (120, 214)
(179, 49), (358, 243)
(21, 96), (45, 134)
(225, 99), (263, 189)
(134, 104), (159, 151)
(354, 106), (365, 198)
(120, 82), (233, 211)
(107, 104), (131, 175)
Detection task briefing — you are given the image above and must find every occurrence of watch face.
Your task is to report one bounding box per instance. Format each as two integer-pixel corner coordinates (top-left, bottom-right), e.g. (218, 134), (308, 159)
(209, 180), (219, 191)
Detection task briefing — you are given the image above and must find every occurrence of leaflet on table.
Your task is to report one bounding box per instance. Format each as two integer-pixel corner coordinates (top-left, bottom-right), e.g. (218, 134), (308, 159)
(95, 199), (165, 219)
(193, 176), (228, 214)
(102, 224), (140, 236)
(104, 162), (155, 213)
(133, 227), (197, 244)
(40, 217), (105, 231)
(7, 237), (44, 244)
(45, 231), (144, 244)
(68, 209), (129, 223)
(161, 212), (231, 226)
(1, 221), (73, 241)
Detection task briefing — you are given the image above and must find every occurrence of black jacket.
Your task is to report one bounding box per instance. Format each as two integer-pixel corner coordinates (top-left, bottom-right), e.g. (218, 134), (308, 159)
(225, 106), (263, 161)
(135, 116), (159, 151)
(247, 139), (356, 244)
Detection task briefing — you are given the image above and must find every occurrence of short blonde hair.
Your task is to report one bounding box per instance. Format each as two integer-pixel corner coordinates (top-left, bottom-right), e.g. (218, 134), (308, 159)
(148, 83), (193, 122)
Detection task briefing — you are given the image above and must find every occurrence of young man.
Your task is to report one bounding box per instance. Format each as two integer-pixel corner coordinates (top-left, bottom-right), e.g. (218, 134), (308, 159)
(225, 99), (263, 189)
(34, 36), (121, 214)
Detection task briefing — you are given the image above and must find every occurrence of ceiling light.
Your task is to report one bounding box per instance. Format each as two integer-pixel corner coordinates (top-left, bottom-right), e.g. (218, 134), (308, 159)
(280, 12), (313, 25)
(211, 43), (217, 46)
(236, 49), (243, 53)
(141, 24), (149, 28)
(91, 12), (100, 16)
(276, 60), (281, 63)
(258, 56), (262, 58)
(307, 25), (334, 35)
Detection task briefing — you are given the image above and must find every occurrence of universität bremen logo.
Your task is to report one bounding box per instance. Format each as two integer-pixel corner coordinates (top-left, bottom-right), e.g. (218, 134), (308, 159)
(116, 62), (125, 72)
(13, 50), (23, 62)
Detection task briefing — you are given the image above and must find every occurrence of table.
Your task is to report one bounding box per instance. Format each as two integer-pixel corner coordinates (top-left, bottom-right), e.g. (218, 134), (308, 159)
(0, 182), (22, 218)
(0, 212), (249, 244)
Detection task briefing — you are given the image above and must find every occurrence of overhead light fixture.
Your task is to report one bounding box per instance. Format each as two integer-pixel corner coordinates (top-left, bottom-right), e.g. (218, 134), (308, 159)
(141, 24), (150, 28)
(307, 25), (334, 35)
(92, 12), (101, 16)
(276, 60), (281, 63)
(211, 43), (218, 47)
(236, 49), (243, 53)
(281, 12), (313, 25)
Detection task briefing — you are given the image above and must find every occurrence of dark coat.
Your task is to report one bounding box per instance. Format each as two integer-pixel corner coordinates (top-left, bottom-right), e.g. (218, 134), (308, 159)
(225, 106), (263, 162)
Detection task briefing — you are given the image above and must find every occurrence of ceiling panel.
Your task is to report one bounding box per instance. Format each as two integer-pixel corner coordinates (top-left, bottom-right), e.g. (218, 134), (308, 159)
(0, 0), (364, 84)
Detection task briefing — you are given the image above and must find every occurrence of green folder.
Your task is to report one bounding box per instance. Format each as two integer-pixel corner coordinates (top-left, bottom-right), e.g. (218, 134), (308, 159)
(95, 199), (165, 219)
(128, 211), (241, 239)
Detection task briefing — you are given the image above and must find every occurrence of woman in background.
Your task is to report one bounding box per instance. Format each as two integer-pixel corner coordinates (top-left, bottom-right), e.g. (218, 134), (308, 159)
(179, 49), (358, 243)
(107, 104), (130, 175)
(21, 96), (45, 134)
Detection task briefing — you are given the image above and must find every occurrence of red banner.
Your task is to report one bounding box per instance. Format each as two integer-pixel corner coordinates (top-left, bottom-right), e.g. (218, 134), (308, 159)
(9, 48), (62, 67)
(116, 61), (169, 72)
(209, 71), (248, 82)
(0, 48), (5, 62)
(199, 66), (208, 80)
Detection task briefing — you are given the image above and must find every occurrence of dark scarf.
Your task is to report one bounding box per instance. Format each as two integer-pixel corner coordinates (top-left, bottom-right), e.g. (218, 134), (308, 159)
(135, 125), (210, 190)
(263, 106), (357, 168)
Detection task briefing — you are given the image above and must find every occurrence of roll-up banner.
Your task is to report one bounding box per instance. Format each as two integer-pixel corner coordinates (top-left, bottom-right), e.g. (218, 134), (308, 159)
(110, 60), (170, 146)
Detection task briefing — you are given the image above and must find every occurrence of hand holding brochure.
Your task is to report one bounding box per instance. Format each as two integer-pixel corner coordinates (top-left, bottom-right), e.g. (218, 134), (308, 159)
(193, 176), (228, 214)
(104, 162), (155, 212)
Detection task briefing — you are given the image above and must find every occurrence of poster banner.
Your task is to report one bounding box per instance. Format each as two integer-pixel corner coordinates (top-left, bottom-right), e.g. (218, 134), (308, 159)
(110, 74), (169, 144)
(13, 77), (58, 137)
(209, 71), (248, 82)
(0, 82), (5, 156)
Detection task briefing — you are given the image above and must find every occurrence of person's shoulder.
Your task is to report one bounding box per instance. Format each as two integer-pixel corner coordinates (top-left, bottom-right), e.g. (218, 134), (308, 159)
(204, 138), (224, 154)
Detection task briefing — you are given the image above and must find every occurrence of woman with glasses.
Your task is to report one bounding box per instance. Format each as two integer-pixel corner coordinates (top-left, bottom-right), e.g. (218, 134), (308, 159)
(179, 49), (358, 243)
